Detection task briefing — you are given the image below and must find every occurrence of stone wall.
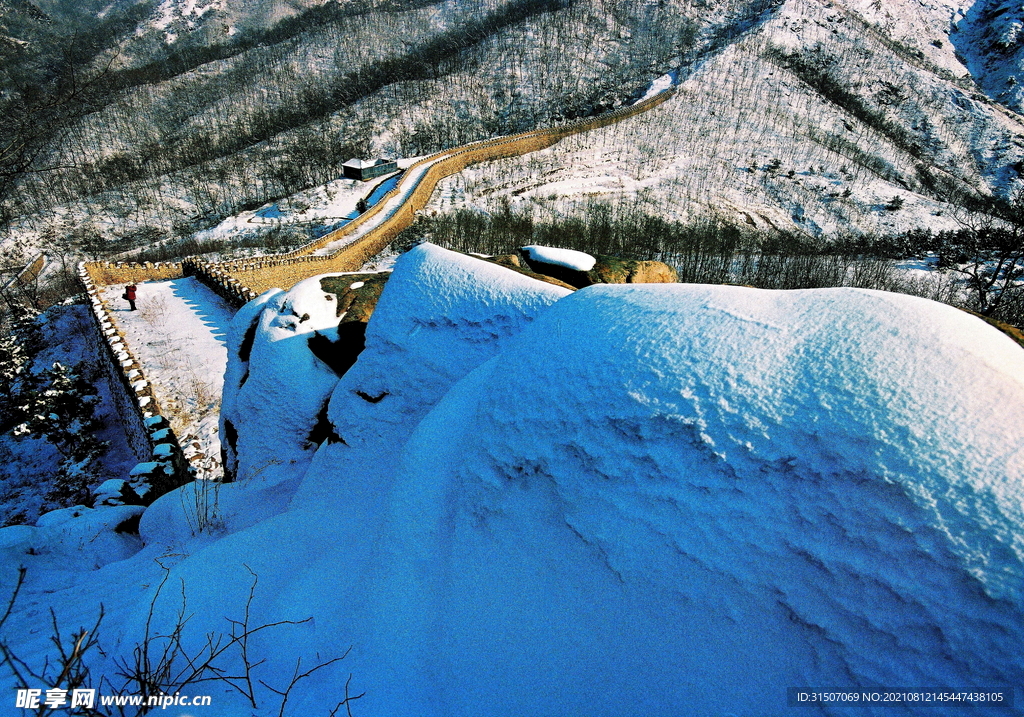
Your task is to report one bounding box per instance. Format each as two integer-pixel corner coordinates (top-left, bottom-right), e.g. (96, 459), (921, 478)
(2, 253), (46, 293)
(209, 86), (678, 296)
(181, 258), (260, 308)
(84, 260), (184, 287)
(78, 262), (193, 502)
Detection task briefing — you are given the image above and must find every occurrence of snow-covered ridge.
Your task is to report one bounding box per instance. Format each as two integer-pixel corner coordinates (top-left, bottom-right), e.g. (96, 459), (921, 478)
(426, 0), (1024, 238)
(217, 244), (1024, 713)
(3, 244), (1023, 714)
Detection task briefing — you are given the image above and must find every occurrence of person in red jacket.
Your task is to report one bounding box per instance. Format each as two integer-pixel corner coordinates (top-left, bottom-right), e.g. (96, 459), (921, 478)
(124, 284), (137, 311)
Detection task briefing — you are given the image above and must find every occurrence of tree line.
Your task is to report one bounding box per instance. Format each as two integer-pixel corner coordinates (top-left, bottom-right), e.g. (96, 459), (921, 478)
(398, 202), (1023, 328)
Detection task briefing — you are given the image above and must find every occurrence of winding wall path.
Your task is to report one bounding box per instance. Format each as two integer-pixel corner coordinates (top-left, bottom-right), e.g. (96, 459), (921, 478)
(183, 82), (678, 302)
(74, 81), (678, 492)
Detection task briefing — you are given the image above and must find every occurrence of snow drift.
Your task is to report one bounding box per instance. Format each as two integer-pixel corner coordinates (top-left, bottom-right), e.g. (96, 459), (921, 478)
(231, 244), (1024, 714)
(368, 278), (1024, 714)
(220, 275), (340, 484)
(3, 243), (1024, 716)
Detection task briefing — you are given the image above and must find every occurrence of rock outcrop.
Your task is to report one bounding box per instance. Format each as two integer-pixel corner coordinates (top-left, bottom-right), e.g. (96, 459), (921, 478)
(320, 272), (390, 322)
(588, 255), (679, 285)
(308, 273), (391, 378)
(513, 248), (679, 289)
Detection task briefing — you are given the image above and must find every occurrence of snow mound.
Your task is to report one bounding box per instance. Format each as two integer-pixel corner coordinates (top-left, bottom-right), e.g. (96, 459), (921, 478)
(0, 505), (144, 571)
(521, 244), (597, 272)
(305, 243), (571, 462)
(369, 283), (1024, 715)
(220, 276), (340, 484)
(13, 247), (1023, 717)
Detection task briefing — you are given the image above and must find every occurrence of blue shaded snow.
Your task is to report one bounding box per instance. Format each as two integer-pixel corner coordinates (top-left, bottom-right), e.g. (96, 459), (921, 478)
(6, 244), (1024, 717)
(255, 203), (284, 219)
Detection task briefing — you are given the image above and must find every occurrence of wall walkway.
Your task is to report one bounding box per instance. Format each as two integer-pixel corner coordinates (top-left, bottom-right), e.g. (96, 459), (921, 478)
(184, 84), (677, 302)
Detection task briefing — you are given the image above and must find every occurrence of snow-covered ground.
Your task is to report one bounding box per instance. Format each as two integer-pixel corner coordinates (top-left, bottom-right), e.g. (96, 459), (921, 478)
(635, 72), (676, 102)
(9, 0), (1024, 270)
(950, 0), (1024, 113)
(98, 277), (234, 480)
(2, 244), (1022, 715)
(0, 305), (138, 526)
(192, 166), (414, 251)
(184, 76), (672, 262)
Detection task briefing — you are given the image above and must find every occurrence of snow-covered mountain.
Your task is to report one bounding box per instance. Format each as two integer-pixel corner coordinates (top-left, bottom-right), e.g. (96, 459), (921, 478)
(425, 0), (1024, 238)
(5, 0), (1024, 711)
(4, 0), (1024, 263)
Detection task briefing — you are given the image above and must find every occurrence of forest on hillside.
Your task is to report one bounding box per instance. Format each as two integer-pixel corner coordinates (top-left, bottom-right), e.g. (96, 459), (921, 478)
(1, 0), (1023, 327)
(0, 0), (708, 253)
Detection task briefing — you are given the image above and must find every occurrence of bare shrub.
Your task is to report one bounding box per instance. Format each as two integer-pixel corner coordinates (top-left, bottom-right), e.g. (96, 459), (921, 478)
(0, 565), (364, 716)
(180, 477), (223, 536)
(137, 295), (169, 328)
(0, 568), (104, 717)
(181, 362), (217, 414)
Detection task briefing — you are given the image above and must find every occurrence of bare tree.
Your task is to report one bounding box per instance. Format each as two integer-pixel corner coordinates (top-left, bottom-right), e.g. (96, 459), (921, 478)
(0, 42), (119, 224)
(942, 190), (1024, 322)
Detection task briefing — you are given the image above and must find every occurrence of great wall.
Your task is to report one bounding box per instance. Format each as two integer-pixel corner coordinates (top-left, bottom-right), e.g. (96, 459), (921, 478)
(36, 72), (1024, 509)
(78, 260), (194, 502)
(72, 82), (679, 501)
(83, 83), (677, 309)
(181, 83), (678, 301)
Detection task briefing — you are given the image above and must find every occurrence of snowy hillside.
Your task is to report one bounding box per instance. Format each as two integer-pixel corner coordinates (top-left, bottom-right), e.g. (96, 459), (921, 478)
(7, 0), (1024, 267)
(2, 243), (1022, 715)
(0, 303), (138, 526)
(954, 0), (1024, 113)
(425, 0), (1024, 237)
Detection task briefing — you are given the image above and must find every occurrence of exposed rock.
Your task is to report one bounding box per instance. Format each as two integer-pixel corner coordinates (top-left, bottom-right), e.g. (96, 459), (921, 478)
(586, 255), (632, 285)
(483, 253), (578, 290)
(311, 273), (390, 377)
(486, 254), (525, 270)
(512, 247), (679, 290)
(320, 273), (390, 321)
(511, 249), (679, 288)
(587, 255), (678, 285)
(624, 259), (679, 284)
(309, 322), (367, 377)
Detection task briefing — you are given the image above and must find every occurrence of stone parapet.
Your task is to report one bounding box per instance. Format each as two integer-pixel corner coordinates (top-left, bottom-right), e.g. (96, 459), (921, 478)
(77, 262), (193, 503)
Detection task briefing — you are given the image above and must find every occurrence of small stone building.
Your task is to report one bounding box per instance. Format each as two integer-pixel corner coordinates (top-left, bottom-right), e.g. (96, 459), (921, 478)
(343, 157), (399, 181)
